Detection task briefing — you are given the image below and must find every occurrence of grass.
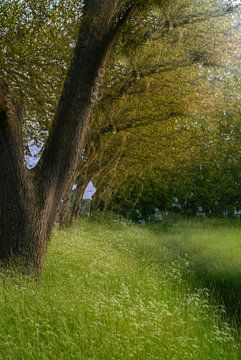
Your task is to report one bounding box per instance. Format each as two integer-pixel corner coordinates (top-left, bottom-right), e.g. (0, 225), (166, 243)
(149, 217), (241, 322)
(0, 217), (241, 359)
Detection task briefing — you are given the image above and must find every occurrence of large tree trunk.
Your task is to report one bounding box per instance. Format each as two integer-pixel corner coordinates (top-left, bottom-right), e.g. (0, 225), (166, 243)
(0, 85), (44, 270)
(0, 1), (135, 272)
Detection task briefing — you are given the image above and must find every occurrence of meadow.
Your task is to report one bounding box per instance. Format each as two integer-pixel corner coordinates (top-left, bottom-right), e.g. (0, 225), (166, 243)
(0, 217), (241, 359)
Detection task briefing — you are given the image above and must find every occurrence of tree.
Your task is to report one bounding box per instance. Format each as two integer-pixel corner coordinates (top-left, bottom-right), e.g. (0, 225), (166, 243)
(1, 0), (240, 271)
(0, 0), (82, 144)
(0, 0), (150, 272)
(89, 0), (241, 216)
(69, 0), (240, 218)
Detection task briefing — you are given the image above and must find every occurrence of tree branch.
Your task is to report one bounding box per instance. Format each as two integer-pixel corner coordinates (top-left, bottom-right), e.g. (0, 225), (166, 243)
(36, 1), (135, 222)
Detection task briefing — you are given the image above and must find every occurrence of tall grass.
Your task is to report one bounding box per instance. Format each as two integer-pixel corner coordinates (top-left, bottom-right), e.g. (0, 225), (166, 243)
(0, 218), (240, 359)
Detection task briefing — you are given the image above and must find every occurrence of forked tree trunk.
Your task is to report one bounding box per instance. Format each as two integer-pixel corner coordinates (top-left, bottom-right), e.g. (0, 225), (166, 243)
(0, 1), (135, 273)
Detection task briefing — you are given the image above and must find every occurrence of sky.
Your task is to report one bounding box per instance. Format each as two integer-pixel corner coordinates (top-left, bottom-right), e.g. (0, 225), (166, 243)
(26, 140), (96, 200)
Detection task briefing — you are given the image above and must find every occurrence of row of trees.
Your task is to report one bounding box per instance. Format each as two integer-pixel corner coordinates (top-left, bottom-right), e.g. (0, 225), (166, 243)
(89, 0), (241, 218)
(108, 114), (241, 218)
(1, 0), (161, 272)
(59, 0), (241, 221)
(0, 0), (240, 272)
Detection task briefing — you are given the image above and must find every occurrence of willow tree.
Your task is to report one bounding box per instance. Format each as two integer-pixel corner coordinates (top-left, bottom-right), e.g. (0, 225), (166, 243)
(0, 0), (158, 272)
(89, 0), (241, 213)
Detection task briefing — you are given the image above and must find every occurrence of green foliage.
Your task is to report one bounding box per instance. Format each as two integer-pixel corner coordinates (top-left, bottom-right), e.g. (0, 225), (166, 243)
(109, 175), (172, 219)
(0, 0), (81, 141)
(91, 0), (241, 214)
(1, 0), (241, 214)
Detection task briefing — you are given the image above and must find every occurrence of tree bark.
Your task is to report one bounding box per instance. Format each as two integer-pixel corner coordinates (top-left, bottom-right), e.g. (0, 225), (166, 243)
(0, 1), (135, 272)
(0, 83), (43, 270)
(70, 178), (89, 224)
(58, 189), (73, 229)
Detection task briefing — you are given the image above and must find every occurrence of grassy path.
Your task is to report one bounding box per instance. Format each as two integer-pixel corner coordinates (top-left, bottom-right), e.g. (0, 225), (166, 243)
(0, 219), (240, 359)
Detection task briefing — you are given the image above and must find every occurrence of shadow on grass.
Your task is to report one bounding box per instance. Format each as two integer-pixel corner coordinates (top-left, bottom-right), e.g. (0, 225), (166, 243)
(188, 264), (241, 326)
(147, 218), (241, 327)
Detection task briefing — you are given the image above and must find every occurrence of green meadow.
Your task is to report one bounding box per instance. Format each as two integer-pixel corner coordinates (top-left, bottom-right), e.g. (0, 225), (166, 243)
(1, 218), (241, 359)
